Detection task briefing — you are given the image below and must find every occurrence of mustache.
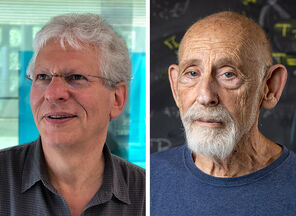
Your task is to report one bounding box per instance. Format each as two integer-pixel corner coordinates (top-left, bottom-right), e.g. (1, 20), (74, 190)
(182, 104), (233, 124)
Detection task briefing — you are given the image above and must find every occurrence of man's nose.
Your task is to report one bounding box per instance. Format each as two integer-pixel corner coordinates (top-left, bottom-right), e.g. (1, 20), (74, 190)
(44, 77), (70, 102)
(196, 75), (219, 107)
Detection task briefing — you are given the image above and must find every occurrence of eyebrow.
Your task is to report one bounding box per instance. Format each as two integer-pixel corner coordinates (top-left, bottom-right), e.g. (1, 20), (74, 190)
(214, 58), (238, 68)
(34, 68), (79, 75)
(180, 57), (239, 69)
(179, 59), (202, 69)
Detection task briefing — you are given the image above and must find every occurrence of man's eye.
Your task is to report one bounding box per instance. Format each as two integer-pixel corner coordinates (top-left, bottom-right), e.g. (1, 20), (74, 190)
(36, 74), (50, 81)
(67, 74), (87, 81)
(224, 72), (235, 78)
(185, 71), (198, 78)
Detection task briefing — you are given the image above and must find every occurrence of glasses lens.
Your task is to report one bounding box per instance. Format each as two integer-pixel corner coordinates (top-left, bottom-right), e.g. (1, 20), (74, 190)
(32, 74), (52, 88)
(65, 74), (89, 89)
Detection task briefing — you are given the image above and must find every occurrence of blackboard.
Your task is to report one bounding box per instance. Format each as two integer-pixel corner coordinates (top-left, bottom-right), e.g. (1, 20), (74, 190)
(150, 0), (296, 153)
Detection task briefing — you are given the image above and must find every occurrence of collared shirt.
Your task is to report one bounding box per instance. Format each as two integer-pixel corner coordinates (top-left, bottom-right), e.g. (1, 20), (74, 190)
(0, 138), (145, 215)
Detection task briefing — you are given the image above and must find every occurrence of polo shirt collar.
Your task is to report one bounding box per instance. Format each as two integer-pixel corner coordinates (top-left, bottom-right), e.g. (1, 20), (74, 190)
(21, 137), (48, 193)
(88, 144), (131, 207)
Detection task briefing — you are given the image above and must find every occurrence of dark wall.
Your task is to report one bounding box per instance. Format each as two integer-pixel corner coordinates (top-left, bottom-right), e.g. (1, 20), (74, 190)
(150, 0), (296, 153)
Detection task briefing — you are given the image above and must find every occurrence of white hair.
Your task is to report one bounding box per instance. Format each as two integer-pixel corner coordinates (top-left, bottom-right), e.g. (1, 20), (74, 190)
(181, 102), (258, 160)
(27, 13), (131, 88)
(182, 104), (238, 160)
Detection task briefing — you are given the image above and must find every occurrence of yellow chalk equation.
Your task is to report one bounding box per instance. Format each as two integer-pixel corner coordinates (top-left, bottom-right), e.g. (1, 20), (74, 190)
(274, 20), (296, 39)
(273, 52), (296, 66)
(241, 0), (257, 6)
(275, 23), (291, 37)
(292, 29), (296, 39)
(163, 35), (180, 55)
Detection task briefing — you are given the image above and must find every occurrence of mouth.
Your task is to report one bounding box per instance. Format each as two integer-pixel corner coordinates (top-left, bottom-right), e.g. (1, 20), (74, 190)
(44, 112), (78, 124)
(194, 118), (224, 127)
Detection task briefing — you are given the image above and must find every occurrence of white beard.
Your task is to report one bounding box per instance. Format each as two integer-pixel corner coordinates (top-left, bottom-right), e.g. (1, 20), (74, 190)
(181, 103), (256, 160)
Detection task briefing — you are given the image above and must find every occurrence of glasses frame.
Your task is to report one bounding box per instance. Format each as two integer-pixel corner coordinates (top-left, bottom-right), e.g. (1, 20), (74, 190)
(25, 73), (119, 88)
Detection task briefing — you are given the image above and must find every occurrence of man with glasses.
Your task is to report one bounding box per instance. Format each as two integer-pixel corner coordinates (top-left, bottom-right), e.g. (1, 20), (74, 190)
(0, 13), (145, 215)
(151, 11), (296, 215)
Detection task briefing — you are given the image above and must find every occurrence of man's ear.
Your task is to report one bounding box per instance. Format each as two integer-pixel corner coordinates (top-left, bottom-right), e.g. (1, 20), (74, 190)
(168, 64), (181, 108)
(261, 64), (287, 110)
(110, 82), (127, 119)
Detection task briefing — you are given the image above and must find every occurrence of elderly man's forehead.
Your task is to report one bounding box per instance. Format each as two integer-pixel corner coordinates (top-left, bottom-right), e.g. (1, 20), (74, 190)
(187, 11), (256, 33)
(179, 12), (270, 55)
(179, 33), (249, 66)
(180, 43), (243, 64)
(179, 18), (267, 65)
(181, 38), (243, 53)
(181, 23), (249, 54)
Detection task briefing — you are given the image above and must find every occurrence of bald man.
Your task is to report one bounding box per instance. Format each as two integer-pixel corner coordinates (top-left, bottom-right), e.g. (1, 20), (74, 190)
(151, 11), (296, 216)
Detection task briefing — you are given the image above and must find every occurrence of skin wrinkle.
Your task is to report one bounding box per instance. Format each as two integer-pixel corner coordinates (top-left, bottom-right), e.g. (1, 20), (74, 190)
(170, 11), (285, 177)
(33, 74), (90, 133)
(179, 46), (253, 85)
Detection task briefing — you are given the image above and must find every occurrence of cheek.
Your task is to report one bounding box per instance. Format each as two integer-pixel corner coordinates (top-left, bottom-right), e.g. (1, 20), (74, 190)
(29, 89), (46, 125)
(30, 89), (42, 113)
(226, 85), (259, 124)
(84, 90), (113, 120)
(177, 87), (197, 115)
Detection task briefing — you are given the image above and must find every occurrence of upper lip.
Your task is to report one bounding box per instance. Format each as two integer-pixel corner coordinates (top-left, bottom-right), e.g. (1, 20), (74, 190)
(44, 112), (77, 118)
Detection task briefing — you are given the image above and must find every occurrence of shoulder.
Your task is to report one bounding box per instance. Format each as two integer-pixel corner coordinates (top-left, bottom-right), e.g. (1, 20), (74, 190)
(263, 146), (296, 185)
(0, 142), (35, 191)
(151, 144), (186, 168)
(281, 148), (296, 172)
(0, 142), (34, 165)
(150, 144), (188, 182)
(111, 153), (145, 182)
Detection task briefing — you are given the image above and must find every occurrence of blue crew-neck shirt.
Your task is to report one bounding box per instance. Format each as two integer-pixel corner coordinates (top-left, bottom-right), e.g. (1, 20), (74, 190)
(151, 144), (296, 216)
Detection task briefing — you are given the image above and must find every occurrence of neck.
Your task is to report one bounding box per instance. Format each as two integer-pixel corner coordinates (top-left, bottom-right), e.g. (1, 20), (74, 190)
(42, 137), (105, 186)
(192, 127), (283, 177)
(41, 137), (105, 215)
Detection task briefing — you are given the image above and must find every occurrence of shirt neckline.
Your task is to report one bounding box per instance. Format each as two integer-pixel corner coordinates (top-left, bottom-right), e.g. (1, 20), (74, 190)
(183, 144), (290, 187)
(21, 137), (130, 206)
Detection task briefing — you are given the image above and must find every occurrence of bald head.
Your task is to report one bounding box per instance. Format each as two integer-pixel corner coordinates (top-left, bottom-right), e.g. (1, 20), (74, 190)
(178, 11), (272, 79)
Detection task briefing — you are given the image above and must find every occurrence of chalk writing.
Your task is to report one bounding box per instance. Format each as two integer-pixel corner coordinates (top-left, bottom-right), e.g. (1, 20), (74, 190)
(163, 35), (180, 55)
(151, 138), (173, 152)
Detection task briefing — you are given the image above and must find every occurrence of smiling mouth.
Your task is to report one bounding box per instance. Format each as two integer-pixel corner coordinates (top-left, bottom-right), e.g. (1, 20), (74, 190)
(44, 113), (78, 123)
(47, 115), (77, 119)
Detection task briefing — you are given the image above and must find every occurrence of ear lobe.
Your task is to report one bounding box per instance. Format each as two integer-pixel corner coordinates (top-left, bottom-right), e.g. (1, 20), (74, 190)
(168, 64), (181, 108)
(110, 82), (127, 119)
(261, 64), (287, 110)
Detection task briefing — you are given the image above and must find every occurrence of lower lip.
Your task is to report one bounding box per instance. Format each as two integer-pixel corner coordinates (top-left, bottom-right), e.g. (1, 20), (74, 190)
(45, 116), (76, 124)
(195, 120), (223, 128)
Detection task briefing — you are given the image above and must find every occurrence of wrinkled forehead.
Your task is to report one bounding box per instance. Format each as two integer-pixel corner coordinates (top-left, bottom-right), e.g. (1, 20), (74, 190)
(179, 30), (257, 68)
(181, 13), (268, 60)
(181, 37), (242, 57)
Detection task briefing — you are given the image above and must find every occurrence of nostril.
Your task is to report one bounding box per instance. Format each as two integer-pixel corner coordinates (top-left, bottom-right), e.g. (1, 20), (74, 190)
(209, 97), (219, 106)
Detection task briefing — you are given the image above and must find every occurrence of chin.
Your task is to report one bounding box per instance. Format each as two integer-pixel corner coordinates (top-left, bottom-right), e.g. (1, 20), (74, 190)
(40, 130), (78, 148)
(185, 121), (239, 160)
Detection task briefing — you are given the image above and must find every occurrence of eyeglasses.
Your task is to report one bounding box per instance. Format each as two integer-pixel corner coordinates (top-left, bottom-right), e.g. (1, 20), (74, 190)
(25, 73), (118, 89)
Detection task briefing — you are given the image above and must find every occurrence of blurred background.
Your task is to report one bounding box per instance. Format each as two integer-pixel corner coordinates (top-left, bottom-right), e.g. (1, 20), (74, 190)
(150, 0), (296, 154)
(0, 0), (146, 168)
